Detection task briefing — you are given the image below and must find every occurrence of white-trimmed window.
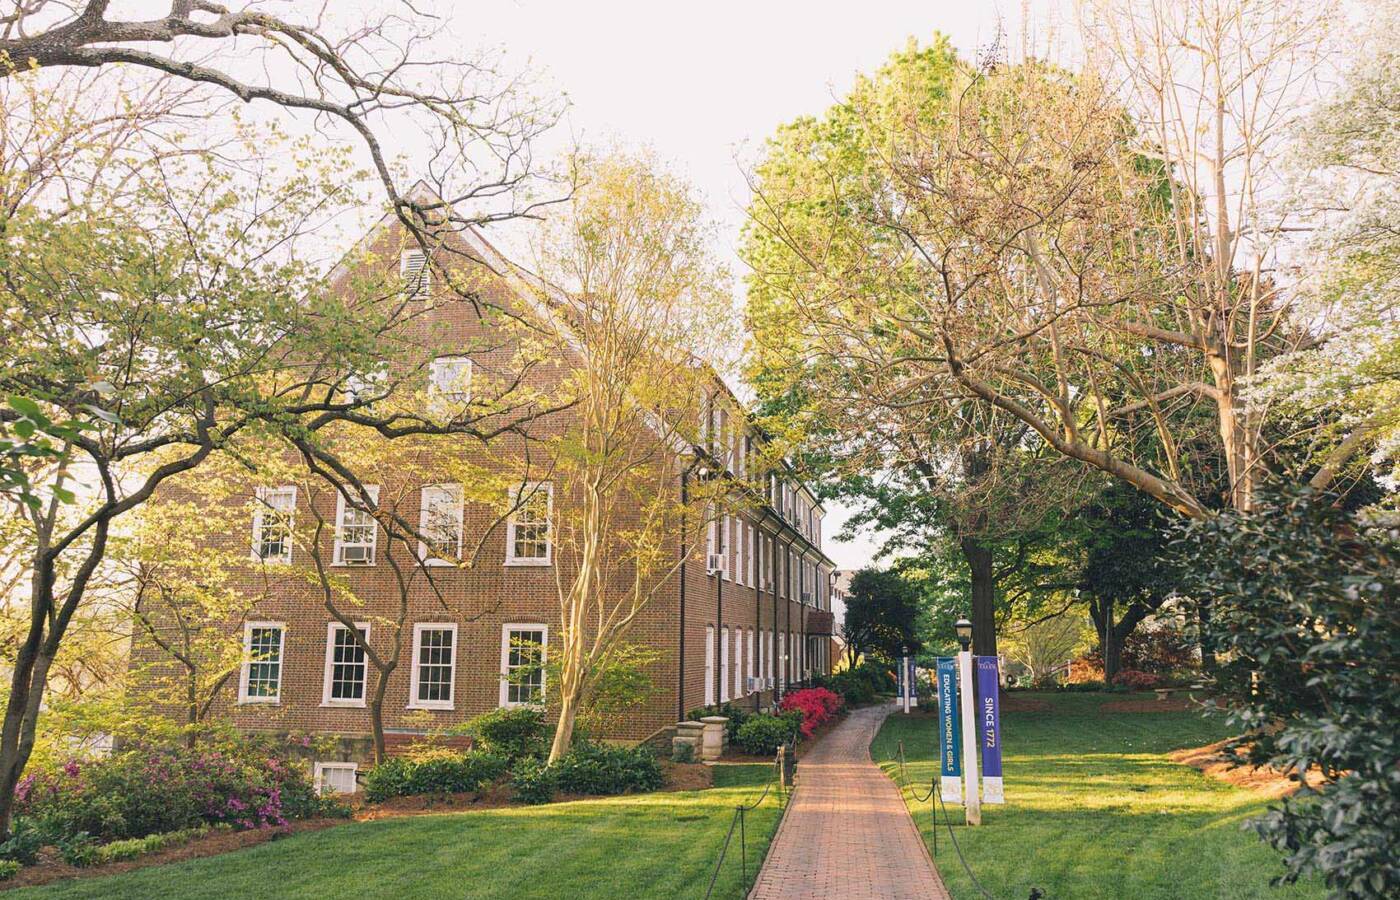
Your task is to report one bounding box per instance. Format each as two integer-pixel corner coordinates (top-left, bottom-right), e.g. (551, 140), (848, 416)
(505, 483), (552, 566)
(704, 625), (716, 706)
(720, 626), (730, 703)
(239, 622), (284, 704)
(428, 355), (472, 403)
(500, 624), (547, 706)
(409, 623), (457, 710)
(734, 627), (744, 698)
(314, 762), (359, 796)
(401, 249), (431, 297)
(732, 517), (742, 584)
(322, 622), (369, 706)
(747, 628), (755, 691)
(333, 485), (379, 566)
(251, 486), (296, 563)
(418, 483), (463, 564)
(722, 516), (732, 581)
(747, 525), (755, 587)
(779, 632), (787, 689)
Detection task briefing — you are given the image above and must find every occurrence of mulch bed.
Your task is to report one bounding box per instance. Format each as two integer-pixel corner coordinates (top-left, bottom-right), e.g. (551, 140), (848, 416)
(1169, 738), (1325, 798)
(1, 819), (343, 891)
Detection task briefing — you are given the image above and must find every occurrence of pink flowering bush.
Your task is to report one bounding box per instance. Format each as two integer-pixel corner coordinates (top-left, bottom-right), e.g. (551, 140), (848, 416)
(17, 735), (336, 843)
(779, 687), (842, 738)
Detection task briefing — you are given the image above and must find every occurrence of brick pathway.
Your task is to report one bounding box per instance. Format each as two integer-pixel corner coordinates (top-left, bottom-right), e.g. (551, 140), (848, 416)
(749, 703), (950, 899)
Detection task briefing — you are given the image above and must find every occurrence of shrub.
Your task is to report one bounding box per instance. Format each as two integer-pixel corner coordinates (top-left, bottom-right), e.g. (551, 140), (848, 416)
(0, 818), (45, 865)
(1110, 669), (1162, 691)
(462, 707), (548, 761)
(1174, 488), (1400, 899)
(733, 715), (798, 756)
(670, 741), (695, 764)
(362, 749), (509, 802)
(1060, 679), (1105, 692)
(780, 687), (841, 738)
(16, 735), (326, 843)
(0, 860), (18, 881)
(509, 757), (556, 805)
(553, 743), (662, 795)
(57, 832), (98, 867)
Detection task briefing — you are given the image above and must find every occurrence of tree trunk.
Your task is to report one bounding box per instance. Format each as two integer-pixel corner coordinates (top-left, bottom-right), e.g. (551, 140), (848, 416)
(0, 647), (55, 841)
(960, 537), (998, 658)
(369, 666), (394, 765)
(548, 690), (580, 764)
(1101, 602), (1122, 684)
(185, 675), (199, 749)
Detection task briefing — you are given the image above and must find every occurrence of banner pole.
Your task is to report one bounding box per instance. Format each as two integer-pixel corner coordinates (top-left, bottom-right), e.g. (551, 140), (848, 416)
(958, 648), (982, 825)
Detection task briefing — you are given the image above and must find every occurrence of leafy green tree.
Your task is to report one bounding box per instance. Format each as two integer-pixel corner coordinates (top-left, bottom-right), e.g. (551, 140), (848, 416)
(842, 568), (924, 664)
(1174, 489), (1399, 898)
(1076, 482), (1179, 680)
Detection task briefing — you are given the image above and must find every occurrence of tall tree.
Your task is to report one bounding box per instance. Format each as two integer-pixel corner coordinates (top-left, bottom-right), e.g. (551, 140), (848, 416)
(744, 40), (1091, 655)
(842, 567), (924, 664)
(520, 151), (734, 762)
(746, 6), (1347, 529)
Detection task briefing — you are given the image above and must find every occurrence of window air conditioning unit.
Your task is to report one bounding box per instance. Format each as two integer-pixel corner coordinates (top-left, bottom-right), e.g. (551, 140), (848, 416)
(340, 544), (373, 565)
(746, 676), (761, 693)
(706, 553), (726, 575)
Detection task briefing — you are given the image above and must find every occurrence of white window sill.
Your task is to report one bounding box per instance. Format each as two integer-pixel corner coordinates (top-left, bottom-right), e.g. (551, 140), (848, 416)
(237, 698), (281, 706)
(407, 702), (455, 711)
(330, 562), (377, 568)
(250, 557), (293, 566)
(504, 558), (551, 567)
(320, 700), (367, 709)
(422, 558), (459, 568)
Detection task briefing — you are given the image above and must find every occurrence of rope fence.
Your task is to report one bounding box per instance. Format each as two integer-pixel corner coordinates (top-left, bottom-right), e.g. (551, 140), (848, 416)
(703, 751), (792, 900)
(894, 739), (1043, 900)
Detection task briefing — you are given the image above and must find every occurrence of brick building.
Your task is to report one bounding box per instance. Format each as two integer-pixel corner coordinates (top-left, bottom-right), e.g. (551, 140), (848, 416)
(131, 208), (835, 791)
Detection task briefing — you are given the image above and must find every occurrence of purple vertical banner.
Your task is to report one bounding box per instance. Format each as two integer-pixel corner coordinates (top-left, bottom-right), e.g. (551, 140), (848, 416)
(907, 657), (919, 707)
(975, 655), (1004, 803)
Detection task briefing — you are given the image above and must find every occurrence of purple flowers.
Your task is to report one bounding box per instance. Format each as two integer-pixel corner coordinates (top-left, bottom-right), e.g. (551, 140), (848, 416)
(17, 736), (325, 845)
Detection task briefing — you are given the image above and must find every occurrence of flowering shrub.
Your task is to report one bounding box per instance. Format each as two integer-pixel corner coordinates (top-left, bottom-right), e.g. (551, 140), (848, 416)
(16, 736), (333, 843)
(1111, 669), (1163, 690)
(779, 687), (842, 738)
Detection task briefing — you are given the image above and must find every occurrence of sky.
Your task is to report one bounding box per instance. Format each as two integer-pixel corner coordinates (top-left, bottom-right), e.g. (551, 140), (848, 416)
(438, 1), (1079, 572)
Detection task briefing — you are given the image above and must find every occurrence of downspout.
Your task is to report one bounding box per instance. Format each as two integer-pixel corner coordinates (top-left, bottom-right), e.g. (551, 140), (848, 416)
(677, 471), (688, 721)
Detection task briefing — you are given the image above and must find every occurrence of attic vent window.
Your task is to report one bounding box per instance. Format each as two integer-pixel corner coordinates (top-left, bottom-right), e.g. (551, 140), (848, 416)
(401, 249), (431, 297)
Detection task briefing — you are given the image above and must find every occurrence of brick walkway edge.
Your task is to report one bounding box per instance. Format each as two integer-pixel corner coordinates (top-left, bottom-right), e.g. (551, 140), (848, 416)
(748, 702), (950, 899)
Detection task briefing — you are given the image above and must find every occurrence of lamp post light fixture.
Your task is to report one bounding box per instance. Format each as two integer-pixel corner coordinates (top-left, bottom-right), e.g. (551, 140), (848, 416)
(954, 618), (973, 652)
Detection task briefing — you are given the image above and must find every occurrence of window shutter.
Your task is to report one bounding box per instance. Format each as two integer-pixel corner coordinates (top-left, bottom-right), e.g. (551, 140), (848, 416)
(401, 250), (431, 297)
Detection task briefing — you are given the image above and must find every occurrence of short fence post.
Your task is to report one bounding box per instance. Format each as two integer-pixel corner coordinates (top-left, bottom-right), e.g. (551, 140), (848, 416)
(739, 806), (747, 885)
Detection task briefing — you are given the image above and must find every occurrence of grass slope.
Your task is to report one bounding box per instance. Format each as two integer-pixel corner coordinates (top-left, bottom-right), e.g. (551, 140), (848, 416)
(871, 692), (1323, 900)
(12, 764), (782, 900)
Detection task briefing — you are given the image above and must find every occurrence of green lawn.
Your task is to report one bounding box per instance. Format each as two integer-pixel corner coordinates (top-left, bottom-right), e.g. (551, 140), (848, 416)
(872, 692), (1323, 900)
(12, 764), (783, 900)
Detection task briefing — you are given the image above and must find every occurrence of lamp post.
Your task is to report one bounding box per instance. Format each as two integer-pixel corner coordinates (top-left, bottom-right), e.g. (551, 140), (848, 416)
(954, 617), (981, 826)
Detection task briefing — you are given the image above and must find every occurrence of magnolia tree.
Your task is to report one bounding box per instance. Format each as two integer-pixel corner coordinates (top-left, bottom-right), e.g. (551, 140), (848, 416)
(522, 151), (735, 762)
